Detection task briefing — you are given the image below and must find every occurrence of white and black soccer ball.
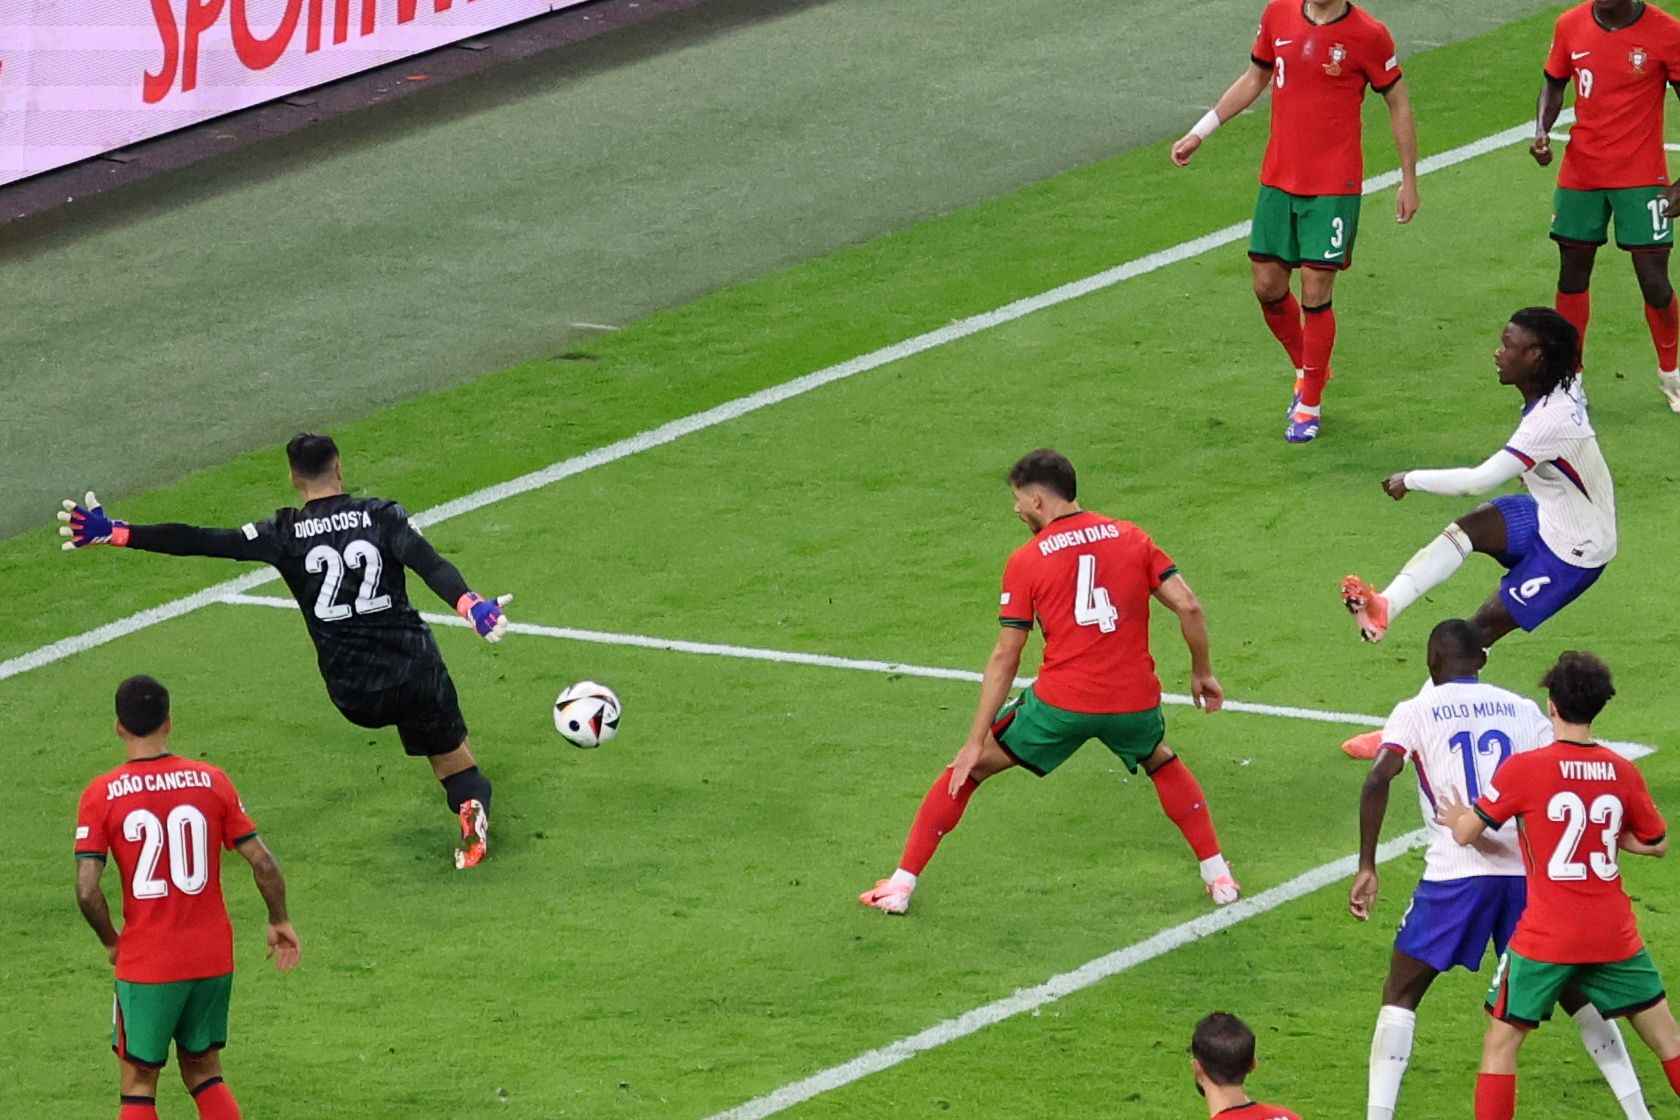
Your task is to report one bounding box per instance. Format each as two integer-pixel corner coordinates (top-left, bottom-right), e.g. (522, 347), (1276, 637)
(553, 681), (621, 748)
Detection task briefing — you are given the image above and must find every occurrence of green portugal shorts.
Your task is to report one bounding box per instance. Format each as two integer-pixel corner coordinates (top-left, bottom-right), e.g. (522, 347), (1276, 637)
(990, 688), (1165, 776)
(1486, 948), (1667, 1028)
(1551, 186), (1674, 250)
(1249, 185), (1362, 270)
(112, 974), (233, 1068)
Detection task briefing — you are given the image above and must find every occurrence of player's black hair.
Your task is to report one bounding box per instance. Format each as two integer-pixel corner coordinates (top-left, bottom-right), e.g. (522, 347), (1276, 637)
(1541, 650), (1616, 725)
(1190, 1012), (1255, 1087)
(1006, 448), (1077, 501)
(1428, 618), (1485, 664)
(286, 431), (340, 479)
(115, 675), (170, 738)
(1508, 306), (1580, 397)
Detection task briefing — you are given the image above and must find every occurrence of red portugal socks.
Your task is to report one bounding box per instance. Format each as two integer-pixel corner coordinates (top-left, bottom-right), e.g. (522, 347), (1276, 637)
(192, 1077), (242, 1120)
(1661, 1053), (1680, 1096)
(1260, 292), (1305, 370)
(1645, 294), (1679, 371)
(1148, 756), (1222, 861)
(119, 1098), (159, 1120)
(898, 768), (979, 875)
(1297, 300), (1336, 410)
(1474, 1073), (1516, 1120)
(1556, 289), (1591, 368)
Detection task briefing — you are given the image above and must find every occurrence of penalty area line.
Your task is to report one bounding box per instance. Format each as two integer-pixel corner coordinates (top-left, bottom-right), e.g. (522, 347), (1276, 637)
(0, 111), (1566, 688)
(697, 828), (1429, 1120)
(215, 593), (1658, 759)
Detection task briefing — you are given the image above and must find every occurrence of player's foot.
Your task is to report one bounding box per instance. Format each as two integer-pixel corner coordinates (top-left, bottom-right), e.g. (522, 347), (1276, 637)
(453, 798), (488, 870)
(1206, 874), (1241, 906)
(1340, 574), (1390, 642)
(1341, 730), (1384, 760)
(858, 879), (912, 915)
(1659, 369), (1680, 413)
(1285, 411), (1320, 443)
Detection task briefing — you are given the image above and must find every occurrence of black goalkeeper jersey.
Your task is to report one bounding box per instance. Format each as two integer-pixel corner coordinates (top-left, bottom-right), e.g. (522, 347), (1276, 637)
(126, 495), (471, 702)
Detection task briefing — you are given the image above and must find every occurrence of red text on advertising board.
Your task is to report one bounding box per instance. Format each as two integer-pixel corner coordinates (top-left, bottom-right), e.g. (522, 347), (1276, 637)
(144, 0), (481, 103)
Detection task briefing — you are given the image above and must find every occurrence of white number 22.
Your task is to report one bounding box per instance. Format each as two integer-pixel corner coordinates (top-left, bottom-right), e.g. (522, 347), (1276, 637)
(1074, 554), (1119, 633)
(305, 540), (394, 622)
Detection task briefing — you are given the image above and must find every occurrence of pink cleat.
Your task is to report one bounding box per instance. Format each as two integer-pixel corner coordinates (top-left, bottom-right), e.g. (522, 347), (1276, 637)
(1206, 874), (1241, 906)
(858, 879), (912, 915)
(1342, 731), (1384, 760)
(453, 798), (488, 870)
(1340, 574), (1390, 642)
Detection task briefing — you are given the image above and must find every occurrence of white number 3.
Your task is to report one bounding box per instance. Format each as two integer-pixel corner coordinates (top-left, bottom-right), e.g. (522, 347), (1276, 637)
(1074, 554), (1120, 633)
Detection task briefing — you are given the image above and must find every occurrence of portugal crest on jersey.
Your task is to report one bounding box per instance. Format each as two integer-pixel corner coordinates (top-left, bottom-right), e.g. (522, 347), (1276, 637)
(1324, 42), (1347, 76)
(1631, 47), (1649, 76)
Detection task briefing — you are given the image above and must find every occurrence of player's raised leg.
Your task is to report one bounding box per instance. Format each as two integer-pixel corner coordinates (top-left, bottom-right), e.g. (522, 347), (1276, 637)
(1139, 743), (1238, 903)
(1341, 504), (1493, 643)
(860, 735), (1015, 915)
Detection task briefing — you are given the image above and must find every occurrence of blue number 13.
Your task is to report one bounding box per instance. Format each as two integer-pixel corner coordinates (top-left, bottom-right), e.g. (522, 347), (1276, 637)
(1448, 729), (1514, 800)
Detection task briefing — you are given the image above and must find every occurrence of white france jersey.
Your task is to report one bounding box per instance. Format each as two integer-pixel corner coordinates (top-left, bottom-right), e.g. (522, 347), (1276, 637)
(1380, 678), (1554, 881)
(1504, 383), (1616, 567)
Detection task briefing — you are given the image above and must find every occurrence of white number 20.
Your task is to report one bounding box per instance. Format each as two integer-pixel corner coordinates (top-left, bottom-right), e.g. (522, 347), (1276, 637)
(1074, 554), (1120, 633)
(305, 540), (393, 622)
(124, 806), (210, 899)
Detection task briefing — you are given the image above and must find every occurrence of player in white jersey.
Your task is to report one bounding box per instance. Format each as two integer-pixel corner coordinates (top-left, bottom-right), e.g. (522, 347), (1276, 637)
(1348, 620), (1653, 1120)
(1340, 307), (1614, 651)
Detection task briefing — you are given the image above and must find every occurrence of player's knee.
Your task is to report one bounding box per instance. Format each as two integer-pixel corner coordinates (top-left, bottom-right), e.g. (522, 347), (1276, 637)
(1637, 274), (1674, 307)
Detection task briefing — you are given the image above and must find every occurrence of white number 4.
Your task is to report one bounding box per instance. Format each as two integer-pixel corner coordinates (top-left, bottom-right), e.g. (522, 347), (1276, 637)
(1074, 554), (1119, 633)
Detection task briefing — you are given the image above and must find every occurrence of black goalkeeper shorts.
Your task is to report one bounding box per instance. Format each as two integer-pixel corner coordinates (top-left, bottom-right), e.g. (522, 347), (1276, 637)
(332, 659), (469, 758)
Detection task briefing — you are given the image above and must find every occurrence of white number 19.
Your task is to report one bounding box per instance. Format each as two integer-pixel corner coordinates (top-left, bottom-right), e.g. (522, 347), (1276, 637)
(1074, 554), (1119, 633)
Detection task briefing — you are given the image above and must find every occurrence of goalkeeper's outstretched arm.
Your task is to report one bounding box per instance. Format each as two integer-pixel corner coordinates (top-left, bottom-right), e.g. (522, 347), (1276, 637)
(59, 492), (277, 562)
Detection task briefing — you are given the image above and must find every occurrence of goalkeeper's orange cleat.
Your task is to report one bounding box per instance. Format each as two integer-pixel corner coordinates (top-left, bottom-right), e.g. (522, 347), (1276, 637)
(1340, 574), (1390, 643)
(1341, 731), (1384, 760)
(454, 798), (488, 870)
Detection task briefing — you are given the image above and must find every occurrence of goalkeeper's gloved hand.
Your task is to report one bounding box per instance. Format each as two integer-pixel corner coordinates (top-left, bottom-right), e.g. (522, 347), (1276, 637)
(58, 491), (129, 550)
(456, 592), (512, 642)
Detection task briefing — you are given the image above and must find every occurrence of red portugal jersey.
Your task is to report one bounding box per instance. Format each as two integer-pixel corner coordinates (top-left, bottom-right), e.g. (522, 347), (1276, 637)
(1252, 0), (1402, 196)
(999, 510), (1177, 714)
(1546, 2), (1680, 190)
(75, 754), (259, 983)
(1215, 1103), (1303, 1120)
(1473, 742), (1666, 964)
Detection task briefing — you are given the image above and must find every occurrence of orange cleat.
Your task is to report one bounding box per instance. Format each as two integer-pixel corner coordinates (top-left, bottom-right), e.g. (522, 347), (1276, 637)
(1341, 731), (1384, 760)
(858, 879), (912, 915)
(1206, 874), (1241, 906)
(1340, 574), (1390, 642)
(453, 798), (488, 870)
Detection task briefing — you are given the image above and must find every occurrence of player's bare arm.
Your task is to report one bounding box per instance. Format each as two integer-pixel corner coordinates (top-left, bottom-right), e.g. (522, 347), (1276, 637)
(1151, 574), (1222, 712)
(1432, 791), (1487, 846)
(1171, 62), (1270, 167)
(1532, 75), (1569, 166)
(73, 856), (119, 965)
(235, 836), (301, 971)
(1380, 79), (1420, 223)
(1349, 749), (1405, 921)
(948, 625), (1029, 795)
(1620, 831), (1669, 859)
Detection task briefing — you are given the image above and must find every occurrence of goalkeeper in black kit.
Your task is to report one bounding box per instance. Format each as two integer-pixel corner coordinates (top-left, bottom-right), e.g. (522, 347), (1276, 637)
(59, 433), (511, 869)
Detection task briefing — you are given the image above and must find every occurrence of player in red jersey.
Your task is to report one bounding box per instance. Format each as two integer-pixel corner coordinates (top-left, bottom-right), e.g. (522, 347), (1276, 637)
(75, 676), (300, 1120)
(1436, 652), (1680, 1120)
(858, 449), (1236, 915)
(1534, 0), (1680, 410)
(1173, 0), (1418, 443)
(1191, 1012), (1305, 1120)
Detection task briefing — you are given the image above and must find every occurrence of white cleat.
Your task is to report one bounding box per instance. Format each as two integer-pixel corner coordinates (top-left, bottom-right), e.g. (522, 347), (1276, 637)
(1206, 874), (1241, 906)
(1658, 369), (1680, 413)
(858, 879), (912, 915)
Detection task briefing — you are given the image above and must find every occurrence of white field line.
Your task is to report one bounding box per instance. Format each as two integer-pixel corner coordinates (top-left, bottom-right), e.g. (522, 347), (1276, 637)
(701, 828), (1431, 1120)
(0, 115), (1556, 687)
(218, 592), (1658, 760)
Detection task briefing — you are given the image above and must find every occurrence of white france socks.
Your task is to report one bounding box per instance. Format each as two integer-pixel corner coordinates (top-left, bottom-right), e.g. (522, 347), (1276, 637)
(1572, 1003), (1653, 1120)
(1367, 1004), (1415, 1120)
(1381, 524), (1472, 620)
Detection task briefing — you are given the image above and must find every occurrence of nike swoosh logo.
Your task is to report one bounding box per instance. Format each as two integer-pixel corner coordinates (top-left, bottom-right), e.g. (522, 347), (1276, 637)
(1571, 50), (1591, 59)
(1323, 249), (1342, 258)
(1274, 38), (1293, 46)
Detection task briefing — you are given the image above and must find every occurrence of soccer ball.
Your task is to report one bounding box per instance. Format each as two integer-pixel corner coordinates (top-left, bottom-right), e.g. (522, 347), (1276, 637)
(553, 681), (621, 748)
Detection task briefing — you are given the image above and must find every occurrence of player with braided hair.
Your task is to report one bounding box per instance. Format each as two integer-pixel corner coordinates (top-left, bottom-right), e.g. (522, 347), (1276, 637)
(1339, 307), (1615, 654)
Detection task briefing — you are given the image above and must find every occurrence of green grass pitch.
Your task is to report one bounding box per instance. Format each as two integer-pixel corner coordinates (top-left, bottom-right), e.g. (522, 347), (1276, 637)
(6, 8), (1680, 1118)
